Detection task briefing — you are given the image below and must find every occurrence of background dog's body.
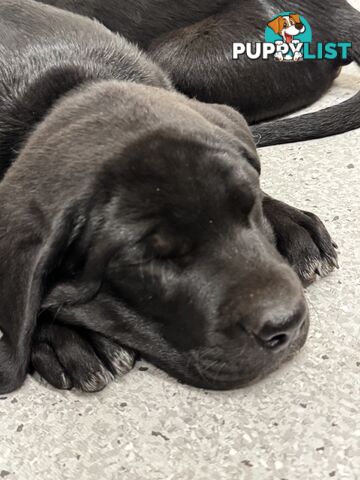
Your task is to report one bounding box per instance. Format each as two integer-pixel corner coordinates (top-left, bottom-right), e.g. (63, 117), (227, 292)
(37, 0), (360, 138)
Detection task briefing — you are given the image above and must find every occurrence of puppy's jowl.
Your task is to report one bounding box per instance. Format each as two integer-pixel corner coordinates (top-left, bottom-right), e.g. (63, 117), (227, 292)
(0, 0), (338, 394)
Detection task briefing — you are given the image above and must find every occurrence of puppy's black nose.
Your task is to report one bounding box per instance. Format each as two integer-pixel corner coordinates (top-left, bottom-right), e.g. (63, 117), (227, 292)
(254, 300), (307, 351)
(295, 22), (303, 30)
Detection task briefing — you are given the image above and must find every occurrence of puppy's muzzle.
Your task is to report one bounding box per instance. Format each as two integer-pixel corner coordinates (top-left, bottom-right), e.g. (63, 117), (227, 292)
(188, 264), (310, 390)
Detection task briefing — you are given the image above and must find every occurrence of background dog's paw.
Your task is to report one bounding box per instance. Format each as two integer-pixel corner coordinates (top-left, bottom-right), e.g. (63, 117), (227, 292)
(263, 197), (339, 285)
(31, 322), (136, 392)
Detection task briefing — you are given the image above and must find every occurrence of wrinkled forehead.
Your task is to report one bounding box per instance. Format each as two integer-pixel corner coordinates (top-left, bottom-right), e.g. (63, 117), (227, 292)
(102, 130), (260, 232)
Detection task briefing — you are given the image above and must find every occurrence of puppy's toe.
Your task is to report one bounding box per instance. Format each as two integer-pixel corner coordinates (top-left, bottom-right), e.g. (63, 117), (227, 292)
(31, 322), (136, 392)
(300, 210), (339, 279)
(284, 222), (337, 285)
(32, 342), (73, 390)
(264, 197), (338, 285)
(87, 332), (136, 377)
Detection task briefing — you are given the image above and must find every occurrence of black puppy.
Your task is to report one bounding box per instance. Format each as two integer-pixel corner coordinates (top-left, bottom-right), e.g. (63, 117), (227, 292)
(0, 0), (337, 394)
(38, 0), (360, 144)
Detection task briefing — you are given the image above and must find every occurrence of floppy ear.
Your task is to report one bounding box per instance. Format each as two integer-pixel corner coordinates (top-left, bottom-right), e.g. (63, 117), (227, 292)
(290, 14), (302, 24)
(0, 194), (83, 394)
(267, 16), (284, 35)
(186, 99), (261, 173)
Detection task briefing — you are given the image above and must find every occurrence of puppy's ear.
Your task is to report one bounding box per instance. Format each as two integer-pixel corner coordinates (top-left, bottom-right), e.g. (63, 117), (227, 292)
(267, 16), (284, 35)
(290, 14), (302, 25)
(187, 100), (261, 174)
(188, 100), (249, 137)
(0, 198), (83, 394)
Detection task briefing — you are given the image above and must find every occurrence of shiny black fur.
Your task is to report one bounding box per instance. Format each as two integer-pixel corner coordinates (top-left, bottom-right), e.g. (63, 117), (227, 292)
(37, 0), (360, 137)
(0, 0), (338, 393)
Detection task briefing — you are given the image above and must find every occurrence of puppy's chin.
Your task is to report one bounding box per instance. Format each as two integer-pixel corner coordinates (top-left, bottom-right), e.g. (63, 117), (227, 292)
(140, 312), (310, 391)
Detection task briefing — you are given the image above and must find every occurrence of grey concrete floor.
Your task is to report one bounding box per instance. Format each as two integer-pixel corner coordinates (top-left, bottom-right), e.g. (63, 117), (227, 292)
(1, 9), (360, 480)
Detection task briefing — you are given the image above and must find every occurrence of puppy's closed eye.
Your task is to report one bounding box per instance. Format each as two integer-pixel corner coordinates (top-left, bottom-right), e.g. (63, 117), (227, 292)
(149, 227), (191, 259)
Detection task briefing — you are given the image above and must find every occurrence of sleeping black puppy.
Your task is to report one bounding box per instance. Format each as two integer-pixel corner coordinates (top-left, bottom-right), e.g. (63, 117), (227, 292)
(37, 0), (360, 144)
(0, 0), (338, 394)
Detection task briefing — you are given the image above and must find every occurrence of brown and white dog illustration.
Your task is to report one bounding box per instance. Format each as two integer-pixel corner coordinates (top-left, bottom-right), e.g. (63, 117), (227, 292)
(267, 14), (306, 62)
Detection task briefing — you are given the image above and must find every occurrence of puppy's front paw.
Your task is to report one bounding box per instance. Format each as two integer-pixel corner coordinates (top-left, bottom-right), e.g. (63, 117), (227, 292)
(263, 196), (339, 285)
(31, 321), (136, 392)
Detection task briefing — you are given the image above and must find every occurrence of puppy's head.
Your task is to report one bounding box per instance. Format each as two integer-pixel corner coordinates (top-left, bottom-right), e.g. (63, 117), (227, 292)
(0, 82), (308, 392)
(40, 83), (308, 389)
(97, 131), (308, 389)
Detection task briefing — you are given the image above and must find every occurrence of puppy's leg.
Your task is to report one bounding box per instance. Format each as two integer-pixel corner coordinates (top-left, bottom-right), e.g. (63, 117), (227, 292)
(263, 196), (338, 285)
(31, 319), (136, 392)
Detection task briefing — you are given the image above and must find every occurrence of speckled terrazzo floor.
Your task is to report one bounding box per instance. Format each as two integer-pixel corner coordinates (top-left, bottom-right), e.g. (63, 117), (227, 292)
(1, 9), (360, 480)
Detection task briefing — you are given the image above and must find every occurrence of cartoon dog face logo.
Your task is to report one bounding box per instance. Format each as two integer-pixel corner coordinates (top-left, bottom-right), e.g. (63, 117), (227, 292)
(267, 14), (306, 61)
(268, 14), (306, 43)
